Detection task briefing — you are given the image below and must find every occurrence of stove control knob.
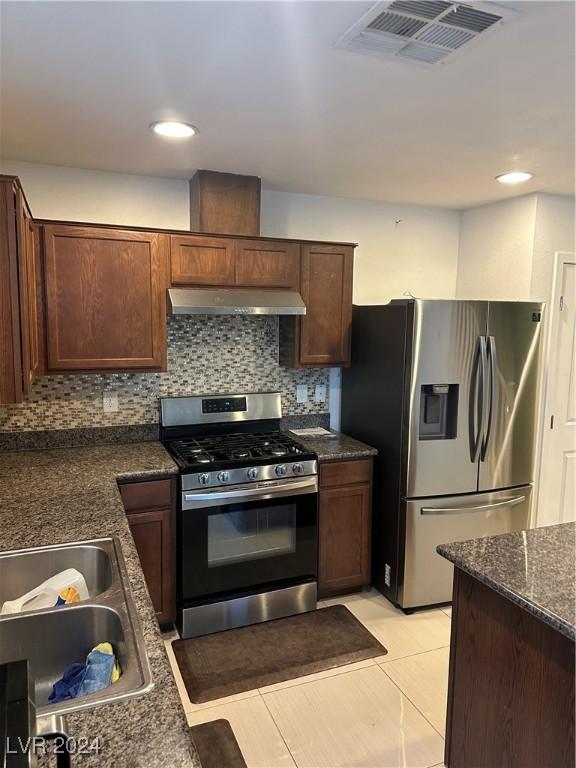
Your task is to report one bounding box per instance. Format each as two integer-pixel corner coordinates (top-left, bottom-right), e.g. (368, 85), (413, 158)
(198, 473), (211, 486)
(275, 465), (287, 477)
(217, 471), (230, 483)
(292, 463), (304, 475)
(247, 467), (259, 480)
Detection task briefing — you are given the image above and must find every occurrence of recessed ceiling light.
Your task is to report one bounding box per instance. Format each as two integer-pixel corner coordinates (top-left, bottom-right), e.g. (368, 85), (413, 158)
(496, 171), (533, 185)
(151, 121), (197, 138)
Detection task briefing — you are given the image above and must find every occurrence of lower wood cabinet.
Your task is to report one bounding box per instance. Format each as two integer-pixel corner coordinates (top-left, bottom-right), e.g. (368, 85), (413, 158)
(445, 568), (575, 768)
(318, 458), (373, 598)
(119, 478), (176, 626)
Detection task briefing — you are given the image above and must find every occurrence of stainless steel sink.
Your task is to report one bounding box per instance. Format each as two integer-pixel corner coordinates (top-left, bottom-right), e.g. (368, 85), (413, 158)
(0, 540), (113, 609)
(0, 538), (153, 717)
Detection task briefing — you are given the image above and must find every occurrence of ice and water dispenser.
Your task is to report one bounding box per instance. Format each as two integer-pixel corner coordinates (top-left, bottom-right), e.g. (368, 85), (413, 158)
(419, 384), (458, 440)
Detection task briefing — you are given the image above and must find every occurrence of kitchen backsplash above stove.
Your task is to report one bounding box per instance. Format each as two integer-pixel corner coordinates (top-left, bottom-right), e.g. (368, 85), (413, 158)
(0, 316), (330, 432)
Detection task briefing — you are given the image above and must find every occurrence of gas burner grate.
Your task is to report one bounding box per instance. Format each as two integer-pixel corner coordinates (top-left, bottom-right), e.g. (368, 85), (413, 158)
(166, 431), (310, 470)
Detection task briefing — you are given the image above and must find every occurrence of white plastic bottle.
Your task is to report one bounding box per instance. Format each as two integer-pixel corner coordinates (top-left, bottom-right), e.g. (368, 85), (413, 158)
(0, 568), (89, 614)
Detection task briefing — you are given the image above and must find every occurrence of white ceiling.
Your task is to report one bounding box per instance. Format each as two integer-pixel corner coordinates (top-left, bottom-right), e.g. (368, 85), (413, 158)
(1, 1), (574, 208)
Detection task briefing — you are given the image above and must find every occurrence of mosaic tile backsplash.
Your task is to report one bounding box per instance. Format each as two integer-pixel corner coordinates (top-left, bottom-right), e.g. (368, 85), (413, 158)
(0, 316), (330, 432)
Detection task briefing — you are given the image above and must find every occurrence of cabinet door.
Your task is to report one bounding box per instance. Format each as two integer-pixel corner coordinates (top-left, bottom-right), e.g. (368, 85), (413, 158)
(15, 190), (43, 392)
(127, 507), (175, 625)
(0, 179), (41, 403)
(43, 225), (168, 371)
(299, 244), (354, 366)
(170, 234), (235, 286)
(235, 240), (300, 288)
(0, 180), (23, 403)
(318, 483), (371, 596)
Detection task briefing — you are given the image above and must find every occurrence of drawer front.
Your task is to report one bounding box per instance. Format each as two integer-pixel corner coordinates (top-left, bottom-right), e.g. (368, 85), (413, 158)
(119, 478), (173, 513)
(320, 458), (372, 489)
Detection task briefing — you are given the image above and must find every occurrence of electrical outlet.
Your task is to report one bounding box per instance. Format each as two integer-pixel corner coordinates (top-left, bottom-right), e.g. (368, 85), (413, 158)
(102, 392), (119, 413)
(296, 385), (308, 404)
(315, 384), (326, 403)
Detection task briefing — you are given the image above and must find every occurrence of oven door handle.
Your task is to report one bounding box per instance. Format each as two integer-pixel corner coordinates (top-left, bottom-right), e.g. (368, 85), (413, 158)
(183, 476), (318, 507)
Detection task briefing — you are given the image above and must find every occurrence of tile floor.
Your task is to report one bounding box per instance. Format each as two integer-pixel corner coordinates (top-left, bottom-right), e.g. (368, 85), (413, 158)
(163, 590), (453, 768)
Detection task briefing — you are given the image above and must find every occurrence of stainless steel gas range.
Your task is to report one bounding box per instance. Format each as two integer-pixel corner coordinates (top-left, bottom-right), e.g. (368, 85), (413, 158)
(160, 392), (318, 639)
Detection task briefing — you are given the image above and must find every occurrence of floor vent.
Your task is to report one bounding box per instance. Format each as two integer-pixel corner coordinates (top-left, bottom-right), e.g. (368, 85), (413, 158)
(335, 1), (517, 67)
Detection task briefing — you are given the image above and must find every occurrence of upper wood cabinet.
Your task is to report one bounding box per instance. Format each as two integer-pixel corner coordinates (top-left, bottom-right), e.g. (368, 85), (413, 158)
(280, 243), (354, 367)
(170, 235), (235, 286)
(300, 244), (354, 366)
(43, 225), (169, 371)
(170, 235), (301, 290)
(235, 240), (300, 289)
(0, 177), (42, 404)
(15, 190), (44, 393)
(171, 234), (354, 368)
(1, 174), (357, 386)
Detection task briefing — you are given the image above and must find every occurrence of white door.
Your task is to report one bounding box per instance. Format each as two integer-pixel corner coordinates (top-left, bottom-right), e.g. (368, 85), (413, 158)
(537, 254), (576, 526)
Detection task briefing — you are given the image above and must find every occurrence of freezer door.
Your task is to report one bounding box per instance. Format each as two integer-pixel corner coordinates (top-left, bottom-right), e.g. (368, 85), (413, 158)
(479, 302), (544, 492)
(407, 300), (487, 497)
(400, 486), (532, 608)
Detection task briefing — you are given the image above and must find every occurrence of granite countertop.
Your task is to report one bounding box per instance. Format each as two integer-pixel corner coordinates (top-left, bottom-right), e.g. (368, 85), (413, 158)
(437, 523), (576, 641)
(0, 442), (200, 768)
(292, 430), (378, 461)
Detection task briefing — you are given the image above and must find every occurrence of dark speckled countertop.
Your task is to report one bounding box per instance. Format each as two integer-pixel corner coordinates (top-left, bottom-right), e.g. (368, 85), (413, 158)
(291, 430), (378, 461)
(0, 442), (200, 767)
(438, 523), (576, 641)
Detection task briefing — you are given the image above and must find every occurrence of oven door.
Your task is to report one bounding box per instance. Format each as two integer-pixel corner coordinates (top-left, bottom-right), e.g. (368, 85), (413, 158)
(179, 476), (318, 603)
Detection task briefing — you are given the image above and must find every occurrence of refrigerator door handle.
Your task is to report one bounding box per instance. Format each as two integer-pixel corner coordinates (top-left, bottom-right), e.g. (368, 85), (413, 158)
(469, 336), (488, 462)
(481, 335), (498, 461)
(420, 494), (526, 515)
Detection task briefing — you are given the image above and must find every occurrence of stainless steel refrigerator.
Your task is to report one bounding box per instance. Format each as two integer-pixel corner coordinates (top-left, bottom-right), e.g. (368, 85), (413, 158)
(341, 299), (544, 609)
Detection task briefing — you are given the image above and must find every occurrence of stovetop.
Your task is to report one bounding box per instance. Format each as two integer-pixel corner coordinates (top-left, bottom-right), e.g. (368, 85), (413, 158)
(164, 430), (315, 473)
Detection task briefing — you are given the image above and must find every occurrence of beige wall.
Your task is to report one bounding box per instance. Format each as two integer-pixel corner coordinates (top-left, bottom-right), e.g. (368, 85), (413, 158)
(261, 190), (460, 304)
(456, 192), (575, 301)
(531, 193), (575, 300)
(1, 160), (190, 229)
(456, 195), (539, 300)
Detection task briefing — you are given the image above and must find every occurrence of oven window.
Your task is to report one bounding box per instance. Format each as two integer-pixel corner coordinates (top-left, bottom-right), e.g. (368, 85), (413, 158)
(207, 503), (297, 567)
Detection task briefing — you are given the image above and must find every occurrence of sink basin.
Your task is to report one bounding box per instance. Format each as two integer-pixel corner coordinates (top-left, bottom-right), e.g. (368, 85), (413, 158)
(0, 541), (113, 611)
(0, 538), (153, 716)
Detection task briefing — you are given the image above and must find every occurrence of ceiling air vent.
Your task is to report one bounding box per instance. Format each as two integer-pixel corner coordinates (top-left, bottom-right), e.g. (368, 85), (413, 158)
(335, 1), (517, 67)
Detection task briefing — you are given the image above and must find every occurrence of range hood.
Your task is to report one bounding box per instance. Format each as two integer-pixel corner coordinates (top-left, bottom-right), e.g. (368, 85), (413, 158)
(168, 288), (306, 316)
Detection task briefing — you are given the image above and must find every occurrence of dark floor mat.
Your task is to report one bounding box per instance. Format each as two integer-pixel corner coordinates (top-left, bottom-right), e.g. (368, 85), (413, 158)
(173, 604), (387, 703)
(190, 719), (247, 768)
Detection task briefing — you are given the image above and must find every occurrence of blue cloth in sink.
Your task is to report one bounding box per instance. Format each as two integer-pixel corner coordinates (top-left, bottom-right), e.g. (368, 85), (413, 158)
(49, 645), (119, 704)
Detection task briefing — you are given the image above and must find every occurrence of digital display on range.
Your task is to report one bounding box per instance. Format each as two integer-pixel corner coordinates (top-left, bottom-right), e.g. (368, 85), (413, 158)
(202, 397), (247, 414)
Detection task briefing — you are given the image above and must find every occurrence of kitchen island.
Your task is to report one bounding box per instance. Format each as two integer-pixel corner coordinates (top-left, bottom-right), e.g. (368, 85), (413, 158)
(438, 523), (575, 768)
(0, 442), (200, 768)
